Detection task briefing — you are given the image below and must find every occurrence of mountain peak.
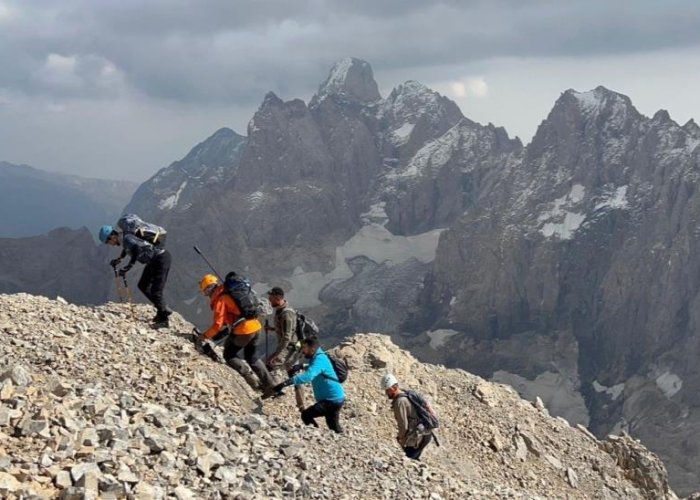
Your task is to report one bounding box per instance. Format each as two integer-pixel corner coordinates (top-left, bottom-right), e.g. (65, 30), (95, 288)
(317, 57), (381, 102)
(564, 86), (634, 116)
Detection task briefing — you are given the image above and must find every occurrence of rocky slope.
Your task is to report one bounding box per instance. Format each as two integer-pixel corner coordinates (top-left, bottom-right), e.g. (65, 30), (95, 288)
(0, 228), (111, 305)
(0, 161), (136, 238)
(0, 294), (678, 498)
(120, 59), (700, 493)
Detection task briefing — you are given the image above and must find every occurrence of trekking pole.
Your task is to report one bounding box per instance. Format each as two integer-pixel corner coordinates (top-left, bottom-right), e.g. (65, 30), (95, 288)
(193, 246), (224, 282)
(112, 266), (125, 304)
(121, 274), (137, 321)
(264, 319), (270, 362)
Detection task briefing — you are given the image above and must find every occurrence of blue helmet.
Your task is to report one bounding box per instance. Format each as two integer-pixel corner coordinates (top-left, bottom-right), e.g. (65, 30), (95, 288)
(98, 225), (115, 243)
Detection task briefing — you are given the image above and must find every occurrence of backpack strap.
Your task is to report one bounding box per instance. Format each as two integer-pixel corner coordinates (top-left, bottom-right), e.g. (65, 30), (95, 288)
(319, 352), (341, 383)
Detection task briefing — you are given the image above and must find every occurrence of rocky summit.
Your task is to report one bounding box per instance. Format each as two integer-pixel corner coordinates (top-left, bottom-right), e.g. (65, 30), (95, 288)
(0, 293), (678, 499)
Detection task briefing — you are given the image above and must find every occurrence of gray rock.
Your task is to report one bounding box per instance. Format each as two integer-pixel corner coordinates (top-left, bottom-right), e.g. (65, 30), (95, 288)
(0, 365), (32, 386)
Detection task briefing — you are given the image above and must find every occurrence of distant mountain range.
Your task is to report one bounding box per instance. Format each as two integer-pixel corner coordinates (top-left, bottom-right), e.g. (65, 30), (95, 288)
(0, 161), (137, 238)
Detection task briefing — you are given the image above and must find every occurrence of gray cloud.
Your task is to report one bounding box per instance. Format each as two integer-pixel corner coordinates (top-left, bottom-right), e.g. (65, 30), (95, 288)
(2, 0), (700, 105)
(0, 0), (699, 181)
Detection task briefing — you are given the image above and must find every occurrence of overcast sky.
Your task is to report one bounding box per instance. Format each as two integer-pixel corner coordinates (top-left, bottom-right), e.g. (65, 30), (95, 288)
(1, 0), (699, 182)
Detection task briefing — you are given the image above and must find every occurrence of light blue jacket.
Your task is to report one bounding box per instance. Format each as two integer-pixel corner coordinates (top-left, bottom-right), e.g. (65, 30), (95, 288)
(291, 348), (345, 403)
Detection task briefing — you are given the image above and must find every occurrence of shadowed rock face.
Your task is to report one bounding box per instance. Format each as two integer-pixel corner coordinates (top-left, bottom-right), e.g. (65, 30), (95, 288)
(425, 87), (700, 494)
(0, 227), (111, 304)
(125, 62), (700, 493)
(126, 57), (518, 336)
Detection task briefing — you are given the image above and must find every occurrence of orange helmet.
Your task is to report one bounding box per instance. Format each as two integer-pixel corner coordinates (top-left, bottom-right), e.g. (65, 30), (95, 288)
(199, 274), (219, 294)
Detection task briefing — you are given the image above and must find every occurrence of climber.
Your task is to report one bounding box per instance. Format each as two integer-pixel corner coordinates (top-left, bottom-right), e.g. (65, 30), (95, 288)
(197, 274), (276, 394)
(273, 336), (345, 433)
(266, 287), (305, 409)
(98, 215), (172, 328)
(382, 373), (436, 460)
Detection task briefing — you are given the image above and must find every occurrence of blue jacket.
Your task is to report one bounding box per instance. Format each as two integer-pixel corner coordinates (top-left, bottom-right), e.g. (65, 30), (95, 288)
(291, 348), (345, 404)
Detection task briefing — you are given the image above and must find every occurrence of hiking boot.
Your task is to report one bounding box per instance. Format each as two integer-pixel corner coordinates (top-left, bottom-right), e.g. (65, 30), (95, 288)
(261, 386), (285, 400)
(151, 318), (170, 329)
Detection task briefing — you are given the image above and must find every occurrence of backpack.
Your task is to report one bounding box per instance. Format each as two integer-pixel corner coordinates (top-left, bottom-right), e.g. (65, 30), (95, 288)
(117, 214), (167, 246)
(400, 390), (439, 431)
(223, 272), (267, 320)
(295, 312), (320, 341)
(323, 352), (349, 384)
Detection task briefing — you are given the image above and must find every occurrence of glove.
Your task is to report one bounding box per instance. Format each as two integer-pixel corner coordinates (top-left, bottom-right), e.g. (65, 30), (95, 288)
(273, 379), (293, 392)
(286, 364), (303, 377)
(117, 266), (132, 277)
(109, 258), (122, 268)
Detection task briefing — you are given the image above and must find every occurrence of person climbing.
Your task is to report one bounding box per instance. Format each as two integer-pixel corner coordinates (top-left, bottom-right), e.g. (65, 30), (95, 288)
(273, 336), (345, 433)
(265, 287), (305, 409)
(382, 373), (436, 460)
(197, 274), (276, 394)
(98, 215), (172, 328)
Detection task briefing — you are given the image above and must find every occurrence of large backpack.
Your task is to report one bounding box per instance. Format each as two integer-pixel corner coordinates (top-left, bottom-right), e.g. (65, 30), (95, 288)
(295, 312), (320, 341)
(322, 352), (349, 384)
(117, 214), (167, 246)
(223, 272), (269, 320)
(401, 390), (439, 431)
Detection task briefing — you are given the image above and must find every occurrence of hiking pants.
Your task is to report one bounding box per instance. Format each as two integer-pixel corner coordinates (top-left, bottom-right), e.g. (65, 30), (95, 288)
(404, 434), (432, 460)
(223, 332), (275, 391)
(301, 400), (344, 434)
(137, 250), (171, 315)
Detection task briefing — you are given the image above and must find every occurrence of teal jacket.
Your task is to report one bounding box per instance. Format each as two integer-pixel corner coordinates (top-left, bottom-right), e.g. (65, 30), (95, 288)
(291, 348), (345, 403)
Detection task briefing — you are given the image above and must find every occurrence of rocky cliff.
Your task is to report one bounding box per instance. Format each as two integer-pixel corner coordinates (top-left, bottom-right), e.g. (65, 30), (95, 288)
(0, 228), (111, 305)
(123, 60), (700, 493)
(0, 294), (678, 498)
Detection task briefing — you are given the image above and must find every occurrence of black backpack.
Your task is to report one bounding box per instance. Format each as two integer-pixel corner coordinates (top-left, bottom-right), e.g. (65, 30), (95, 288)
(323, 352), (349, 384)
(223, 272), (262, 320)
(295, 312), (320, 341)
(401, 390), (439, 431)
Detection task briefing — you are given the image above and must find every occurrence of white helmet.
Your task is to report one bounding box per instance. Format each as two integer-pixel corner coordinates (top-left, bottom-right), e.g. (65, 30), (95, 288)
(381, 373), (398, 391)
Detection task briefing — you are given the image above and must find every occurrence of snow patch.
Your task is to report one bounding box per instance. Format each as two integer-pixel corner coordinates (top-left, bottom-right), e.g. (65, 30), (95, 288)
(361, 202), (389, 227)
(656, 370), (683, 398)
(592, 380), (625, 400)
(158, 181), (187, 210)
(595, 185), (629, 211)
(248, 191), (265, 209)
(492, 370), (590, 426)
(284, 223), (445, 308)
(573, 90), (603, 115)
(392, 122), (415, 144)
(389, 124), (462, 179)
(427, 329), (459, 349)
(538, 184), (586, 240)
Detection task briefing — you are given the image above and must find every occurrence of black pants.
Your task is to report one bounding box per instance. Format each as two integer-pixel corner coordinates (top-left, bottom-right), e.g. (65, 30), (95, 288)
(137, 250), (171, 315)
(223, 331), (275, 390)
(404, 434), (432, 460)
(301, 400), (344, 434)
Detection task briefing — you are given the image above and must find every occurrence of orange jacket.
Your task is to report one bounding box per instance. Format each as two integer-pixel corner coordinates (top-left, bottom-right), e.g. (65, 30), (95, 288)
(203, 286), (262, 339)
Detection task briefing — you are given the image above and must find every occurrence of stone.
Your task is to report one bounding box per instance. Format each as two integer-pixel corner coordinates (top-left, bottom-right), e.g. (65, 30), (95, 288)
(133, 481), (156, 499)
(0, 365), (32, 386)
(0, 471), (21, 493)
(566, 468), (579, 488)
(55, 470), (72, 489)
(60, 486), (85, 500)
(174, 485), (196, 500)
(70, 462), (100, 483)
